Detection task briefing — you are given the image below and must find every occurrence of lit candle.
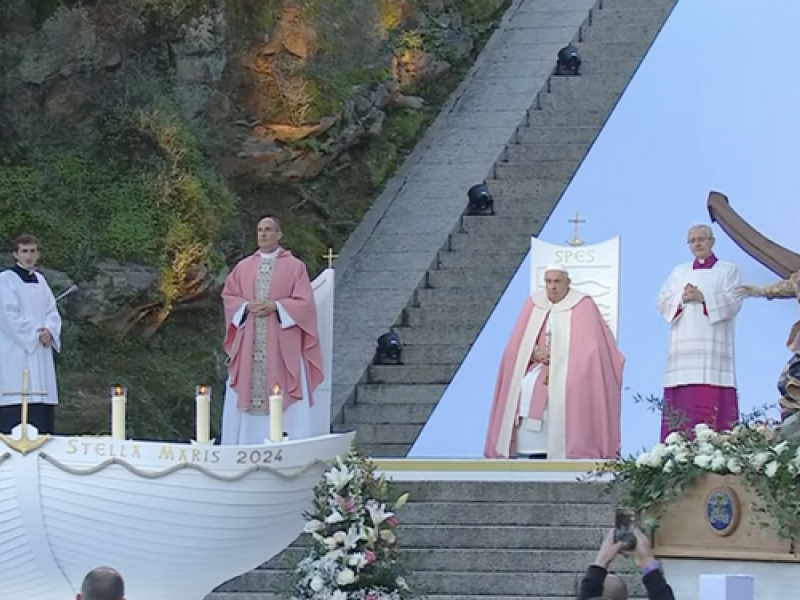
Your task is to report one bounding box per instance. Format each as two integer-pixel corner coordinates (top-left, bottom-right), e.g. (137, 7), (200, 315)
(111, 385), (127, 440)
(195, 384), (211, 444)
(269, 384), (284, 443)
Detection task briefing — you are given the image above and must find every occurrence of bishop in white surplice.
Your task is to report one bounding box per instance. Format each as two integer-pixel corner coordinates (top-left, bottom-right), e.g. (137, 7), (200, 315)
(0, 236), (62, 435)
(657, 224), (743, 440)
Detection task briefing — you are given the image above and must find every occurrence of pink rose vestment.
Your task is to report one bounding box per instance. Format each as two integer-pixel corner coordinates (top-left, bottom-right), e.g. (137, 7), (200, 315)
(484, 288), (625, 460)
(222, 249), (324, 414)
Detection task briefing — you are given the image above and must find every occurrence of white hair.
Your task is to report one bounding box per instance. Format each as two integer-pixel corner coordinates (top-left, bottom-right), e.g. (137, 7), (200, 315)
(688, 224), (714, 239)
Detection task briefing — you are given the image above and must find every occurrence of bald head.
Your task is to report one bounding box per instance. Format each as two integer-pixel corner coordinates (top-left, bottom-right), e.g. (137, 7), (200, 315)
(77, 567), (125, 600)
(603, 573), (628, 600)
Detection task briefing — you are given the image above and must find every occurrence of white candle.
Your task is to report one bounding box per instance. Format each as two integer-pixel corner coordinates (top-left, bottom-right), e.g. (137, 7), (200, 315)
(195, 384), (211, 444)
(269, 384), (284, 443)
(111, 385), (127, 440)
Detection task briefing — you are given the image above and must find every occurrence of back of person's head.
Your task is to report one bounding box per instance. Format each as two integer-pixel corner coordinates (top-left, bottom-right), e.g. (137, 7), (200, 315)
(603, 573), (629, 600)
(76, 567), (125, 600)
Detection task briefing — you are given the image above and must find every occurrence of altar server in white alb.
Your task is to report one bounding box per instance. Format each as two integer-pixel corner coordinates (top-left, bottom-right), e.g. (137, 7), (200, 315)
(657, 224), (743, 441)
(0, 234), (62, 435)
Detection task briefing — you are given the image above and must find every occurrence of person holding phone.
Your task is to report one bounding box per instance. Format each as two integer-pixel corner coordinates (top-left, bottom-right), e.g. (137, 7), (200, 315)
(577, 528), (675, 600)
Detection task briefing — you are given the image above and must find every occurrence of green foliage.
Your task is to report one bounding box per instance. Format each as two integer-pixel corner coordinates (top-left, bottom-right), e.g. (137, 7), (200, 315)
(589, 420), (800, 544)
(287, 446), (414, 600)
(0, 0), (507, 441)
(451, 0), (509, 26)
(0, 94), (236, 298)
(56, 309), (225, 440)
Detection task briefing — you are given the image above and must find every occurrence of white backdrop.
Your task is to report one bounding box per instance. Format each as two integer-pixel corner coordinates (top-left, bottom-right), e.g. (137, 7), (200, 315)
(410, 0), (799, 458)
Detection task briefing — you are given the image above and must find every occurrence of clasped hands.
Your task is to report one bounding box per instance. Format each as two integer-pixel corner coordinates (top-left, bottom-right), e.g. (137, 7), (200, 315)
(38, 327), (53, 347)
(533, 347), (550, 365)
(248, 300), (278, 317)
(681, 283), (704, 304)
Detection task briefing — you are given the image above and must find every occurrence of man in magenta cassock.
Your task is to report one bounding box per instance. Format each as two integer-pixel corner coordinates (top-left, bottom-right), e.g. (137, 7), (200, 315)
(657, 224), (743, 440)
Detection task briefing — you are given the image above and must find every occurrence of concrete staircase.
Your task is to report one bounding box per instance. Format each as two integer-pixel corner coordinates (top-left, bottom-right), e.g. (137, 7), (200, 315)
(335, 0), (679, 458)
(208, 480), (643, 600)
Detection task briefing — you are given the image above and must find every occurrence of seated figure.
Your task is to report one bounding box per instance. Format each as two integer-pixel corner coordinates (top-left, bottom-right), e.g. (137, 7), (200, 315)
(484, 265), (625, 460)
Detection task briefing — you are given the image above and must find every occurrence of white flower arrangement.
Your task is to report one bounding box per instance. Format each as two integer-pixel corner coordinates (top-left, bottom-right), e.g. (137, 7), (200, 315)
(592, 421), (800, 543)
(287, 447), (414, 600)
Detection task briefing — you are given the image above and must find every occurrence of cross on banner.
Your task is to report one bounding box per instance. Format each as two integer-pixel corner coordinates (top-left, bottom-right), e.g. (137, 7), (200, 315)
(567, 211), (586, 247)
(323, 248), (338, 269)
(0, 368), (51, 455)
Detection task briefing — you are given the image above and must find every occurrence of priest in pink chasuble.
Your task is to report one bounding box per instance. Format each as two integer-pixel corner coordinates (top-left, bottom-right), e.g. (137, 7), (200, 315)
(484, 265), (625, 460)
(220, 216), (324, 445)
(657, 224), (743, 441)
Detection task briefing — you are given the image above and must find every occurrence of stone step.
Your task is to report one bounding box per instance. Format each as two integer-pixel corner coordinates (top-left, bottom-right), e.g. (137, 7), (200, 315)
(459, 214), (545, 236)
(354, 442), (411, 457)
(544, 69), (635, 99)
(573, 39), (657, 59)
(342, 401), (438, 424)
(592, 0), (677, 15)
(333, 422), (421, 445)
(597, 0), (677, 6)
(399, 481), (609, 503)
(500, 141), (590, 164)
(390, 326), (485, 346)
(368, 362), (458, 384)
(446, 231), (533, 253)
(435, 249), (527, 271)
(218, 570), (593, 597)
(510, 125), (600, 145)
(394, 524), (610, 550)
(572, 56), (645, 76)
(425, 267), (517, 290)
(394, 343), (469, 365)
(588, 6), (676, 27)
(403, 305), (494, 328)
(584, 21), (667, 45)
(489, 192), (564, 218)
(536, 84), (625, 113)
(414, 287), (515, 310)
(485, 177), (568, 204)
(400, 501), (612, 527)
(524, 107), (610, 128)
(494, 160), (579, 181)
(262, 547), (636, 574)
(353, 383), (447, 404)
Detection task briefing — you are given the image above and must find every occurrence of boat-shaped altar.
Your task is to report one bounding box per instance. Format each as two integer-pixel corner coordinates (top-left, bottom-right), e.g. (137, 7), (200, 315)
(0, 427), (354, 600)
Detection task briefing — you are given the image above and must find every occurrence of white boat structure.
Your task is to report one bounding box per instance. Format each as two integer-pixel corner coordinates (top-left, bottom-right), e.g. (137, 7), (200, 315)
(0, 424), (355, 600)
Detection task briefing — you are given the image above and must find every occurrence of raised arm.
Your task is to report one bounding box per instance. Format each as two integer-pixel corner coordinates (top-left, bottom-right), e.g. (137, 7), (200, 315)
(0, 275), (40, 354)
(703, 264), (743, 324)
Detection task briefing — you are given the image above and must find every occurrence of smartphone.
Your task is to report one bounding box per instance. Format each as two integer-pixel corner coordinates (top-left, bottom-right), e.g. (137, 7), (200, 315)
(614, 508), (637, 551)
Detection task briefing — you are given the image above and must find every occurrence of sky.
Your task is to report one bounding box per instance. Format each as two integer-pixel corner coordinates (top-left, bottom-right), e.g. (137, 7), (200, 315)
(410, 0), (800, 458)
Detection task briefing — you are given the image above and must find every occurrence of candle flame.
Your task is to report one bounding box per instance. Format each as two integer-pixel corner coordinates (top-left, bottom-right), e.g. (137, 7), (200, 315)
(273, 384), (281, 395)
(113, 384), (124, 396)
(198, 384), (208, 395)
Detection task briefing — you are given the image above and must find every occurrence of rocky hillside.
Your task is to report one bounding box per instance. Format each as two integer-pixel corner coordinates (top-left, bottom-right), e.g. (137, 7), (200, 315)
(0, 0), (506, 439)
